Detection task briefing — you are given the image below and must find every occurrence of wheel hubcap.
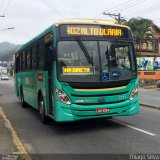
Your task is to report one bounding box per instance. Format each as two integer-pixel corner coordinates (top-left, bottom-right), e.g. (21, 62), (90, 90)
(39, 101), (44, 115)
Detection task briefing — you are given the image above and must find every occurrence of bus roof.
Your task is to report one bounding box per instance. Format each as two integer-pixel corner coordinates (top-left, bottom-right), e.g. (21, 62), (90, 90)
(16, 18), (130, 53)
(55, 18), (130, 29)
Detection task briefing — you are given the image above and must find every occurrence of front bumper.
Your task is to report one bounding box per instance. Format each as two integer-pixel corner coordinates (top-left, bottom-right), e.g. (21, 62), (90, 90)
(54, 96), (140, 122)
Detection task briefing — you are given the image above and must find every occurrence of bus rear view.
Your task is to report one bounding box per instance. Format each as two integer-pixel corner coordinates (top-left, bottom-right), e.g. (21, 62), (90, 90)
(55, 21), (139, 122)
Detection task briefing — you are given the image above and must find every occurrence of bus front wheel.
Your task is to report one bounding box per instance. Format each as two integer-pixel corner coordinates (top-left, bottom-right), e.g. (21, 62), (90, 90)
(39, 98), (49, 124)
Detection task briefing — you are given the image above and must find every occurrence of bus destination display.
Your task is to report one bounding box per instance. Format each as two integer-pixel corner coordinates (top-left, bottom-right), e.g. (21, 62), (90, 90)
(60, 25), (130, 38)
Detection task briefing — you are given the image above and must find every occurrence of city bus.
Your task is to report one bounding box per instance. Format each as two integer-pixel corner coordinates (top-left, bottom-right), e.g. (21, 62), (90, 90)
(14, 19), (139, 123)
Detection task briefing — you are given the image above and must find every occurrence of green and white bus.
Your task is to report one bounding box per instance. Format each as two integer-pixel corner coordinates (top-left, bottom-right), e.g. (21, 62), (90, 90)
(14, 19), (139, 123)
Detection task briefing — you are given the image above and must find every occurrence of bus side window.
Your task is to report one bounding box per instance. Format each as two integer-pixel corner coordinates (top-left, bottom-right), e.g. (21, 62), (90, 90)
(27, 49), (30, 71)
(22, 51), (26, 71)
(45, 42), (53, 71)
(15, 55), (20, 73)
(37, 41), (45, 70)
(20, 53), (23, 72)
(31, 46), (37, 70)
(27, 49), (32, 71)
(25, 51), (27, 71)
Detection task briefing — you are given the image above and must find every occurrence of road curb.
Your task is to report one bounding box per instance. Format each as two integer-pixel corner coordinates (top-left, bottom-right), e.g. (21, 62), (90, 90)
(0, 107), (31, 160)
(140, 103), (160, 110)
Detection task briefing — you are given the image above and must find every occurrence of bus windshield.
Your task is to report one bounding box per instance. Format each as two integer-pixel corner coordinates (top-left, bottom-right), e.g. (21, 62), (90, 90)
(57, 40), (136, 82)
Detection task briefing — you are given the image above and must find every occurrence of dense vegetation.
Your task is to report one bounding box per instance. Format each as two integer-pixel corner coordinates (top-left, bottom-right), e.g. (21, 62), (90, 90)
(0, 42), (20, 61)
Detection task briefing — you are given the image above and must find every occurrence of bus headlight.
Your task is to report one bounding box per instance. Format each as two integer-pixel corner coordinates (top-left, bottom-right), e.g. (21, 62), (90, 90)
(56, 88), (71, 105)
(130, 85), (139, 100)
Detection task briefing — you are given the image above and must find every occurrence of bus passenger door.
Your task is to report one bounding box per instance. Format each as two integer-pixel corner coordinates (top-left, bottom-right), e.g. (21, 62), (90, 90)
(15, 55), (20, 97)
(45, 42), (54, 113)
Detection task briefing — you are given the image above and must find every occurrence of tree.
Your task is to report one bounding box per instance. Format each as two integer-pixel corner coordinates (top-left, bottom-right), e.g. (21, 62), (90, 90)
(124, 18), (153, 55)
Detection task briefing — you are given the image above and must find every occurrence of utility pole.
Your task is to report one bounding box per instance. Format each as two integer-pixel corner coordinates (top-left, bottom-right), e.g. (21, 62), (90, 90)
(0, 27), (15, 31)
(103, 12), (124, 24)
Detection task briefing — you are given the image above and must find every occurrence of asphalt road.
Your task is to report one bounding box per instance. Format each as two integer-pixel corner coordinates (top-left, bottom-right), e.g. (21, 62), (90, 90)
(0, 80), (160, 156)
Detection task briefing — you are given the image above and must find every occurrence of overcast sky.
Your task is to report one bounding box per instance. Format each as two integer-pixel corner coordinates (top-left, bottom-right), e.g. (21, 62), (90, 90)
(0, 0), (160, 44)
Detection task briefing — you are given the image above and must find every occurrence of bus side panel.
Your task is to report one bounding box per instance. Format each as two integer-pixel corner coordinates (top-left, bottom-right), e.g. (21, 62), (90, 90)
(21, 71), (48, 110)
(15, 71), (50, 112)
(22, 72), (36, 108)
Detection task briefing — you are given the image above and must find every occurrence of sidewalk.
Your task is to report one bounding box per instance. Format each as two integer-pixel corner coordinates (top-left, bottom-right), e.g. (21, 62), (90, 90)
(0, 107), (30, 160)
(0, 115), (15, 153)
(139, 87), (160, 109)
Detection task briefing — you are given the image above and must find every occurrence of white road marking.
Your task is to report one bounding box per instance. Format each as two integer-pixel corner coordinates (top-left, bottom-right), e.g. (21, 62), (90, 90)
(111, 119), (156, 136)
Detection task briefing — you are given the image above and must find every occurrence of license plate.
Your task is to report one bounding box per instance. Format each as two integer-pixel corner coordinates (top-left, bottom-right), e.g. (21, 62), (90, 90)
(96, 108), (110, 113)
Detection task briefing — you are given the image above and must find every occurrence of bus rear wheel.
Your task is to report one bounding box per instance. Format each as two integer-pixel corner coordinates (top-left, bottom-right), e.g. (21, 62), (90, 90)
(20, 88), (28, 108)
(39, 97), (49, 124)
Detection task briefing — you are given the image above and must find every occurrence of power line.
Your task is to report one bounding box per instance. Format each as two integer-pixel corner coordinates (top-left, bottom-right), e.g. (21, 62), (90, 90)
(127, 3), (160, 18)
(3, 0), (11, 15)
(95, 0), (149, 22)
(113, 0), (141, 12)
(107, 0), (136, 12)
(39, 0), (73, 19)
(39, 0), (66, 18)
(102, 0), (149, 23)
(0, 0), (4, 13)
(94, 0), (135, 19)
(43, 0), (70, 17)
(46, 0), (73, 18)
(95, 1), (133, 19)
(113, 0), (148, 12)
(98, 0), (138, 19)
(0, 0), (12, 28)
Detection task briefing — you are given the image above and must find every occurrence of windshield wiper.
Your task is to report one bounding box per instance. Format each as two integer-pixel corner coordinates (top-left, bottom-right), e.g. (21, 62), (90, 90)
(105, 39), (116, 69)
(75, 37), (93, 65)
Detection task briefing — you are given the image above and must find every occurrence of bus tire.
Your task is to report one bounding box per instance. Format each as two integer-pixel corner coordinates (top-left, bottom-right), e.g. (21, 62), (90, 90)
(39, 97), (49, 124)
(20, 88), (28, 108)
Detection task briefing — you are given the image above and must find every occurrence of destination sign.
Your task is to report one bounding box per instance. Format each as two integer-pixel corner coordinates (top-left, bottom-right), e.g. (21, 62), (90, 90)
(63, 66), (95, 75)
(60, 25), (130, 38)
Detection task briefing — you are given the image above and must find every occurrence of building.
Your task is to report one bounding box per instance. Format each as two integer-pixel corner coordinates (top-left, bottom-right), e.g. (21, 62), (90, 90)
(136, 24), (160, 57)
(137, 23), (160, 80)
